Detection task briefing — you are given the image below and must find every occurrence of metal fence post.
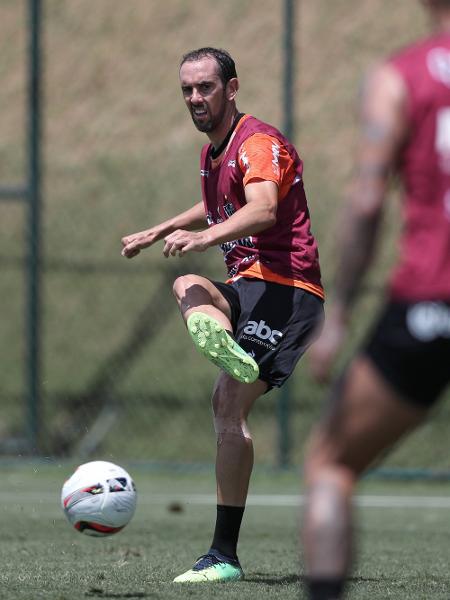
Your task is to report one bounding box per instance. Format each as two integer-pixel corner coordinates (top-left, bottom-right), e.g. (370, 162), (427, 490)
(277, 0), (296, 469)
(26, 0), (43, 453)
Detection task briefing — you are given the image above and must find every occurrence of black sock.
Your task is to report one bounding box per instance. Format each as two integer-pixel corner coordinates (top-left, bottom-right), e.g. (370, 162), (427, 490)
(210, 504), (245, 560)
(307, 578), (345, 600)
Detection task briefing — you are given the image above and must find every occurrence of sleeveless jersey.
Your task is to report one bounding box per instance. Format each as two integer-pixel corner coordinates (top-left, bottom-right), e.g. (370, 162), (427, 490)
(200, 115), (323, 299)
(388, 32), (450, 300)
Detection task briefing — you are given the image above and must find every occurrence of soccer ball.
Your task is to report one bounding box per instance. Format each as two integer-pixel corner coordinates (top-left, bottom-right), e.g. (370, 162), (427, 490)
(61, 461), (137, 536)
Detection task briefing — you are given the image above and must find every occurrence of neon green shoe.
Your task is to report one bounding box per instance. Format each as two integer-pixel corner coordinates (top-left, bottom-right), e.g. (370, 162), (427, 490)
(186, 312), (259, 384)
(173, 552), (244, 583)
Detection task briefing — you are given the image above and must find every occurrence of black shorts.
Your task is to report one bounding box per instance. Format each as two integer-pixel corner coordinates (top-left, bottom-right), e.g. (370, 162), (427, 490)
(363, 301), (450, 407)
(212, 277), (324, 390)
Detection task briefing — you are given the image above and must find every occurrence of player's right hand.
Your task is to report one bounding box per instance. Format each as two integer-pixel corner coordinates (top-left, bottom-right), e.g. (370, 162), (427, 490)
(121, 229), (158, 259)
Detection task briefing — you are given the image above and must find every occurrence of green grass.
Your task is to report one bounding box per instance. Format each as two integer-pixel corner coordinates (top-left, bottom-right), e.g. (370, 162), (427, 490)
(1, 463), (450, 599)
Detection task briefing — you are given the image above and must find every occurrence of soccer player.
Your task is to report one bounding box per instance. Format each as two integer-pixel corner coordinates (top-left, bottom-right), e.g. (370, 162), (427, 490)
(121, 47), (324, 582)
(302, 1), (450, 598)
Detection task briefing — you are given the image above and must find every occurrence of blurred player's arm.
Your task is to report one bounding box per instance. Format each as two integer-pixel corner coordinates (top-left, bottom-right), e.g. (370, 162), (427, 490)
(162, 180), (277, 257)
(121, 201), (207, 259)
(309, 63), (408, 381)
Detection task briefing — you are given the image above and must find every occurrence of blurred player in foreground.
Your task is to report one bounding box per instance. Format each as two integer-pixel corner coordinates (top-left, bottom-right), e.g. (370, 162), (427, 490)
(121, 47), (324, 582)
(303, 1), (450, 598)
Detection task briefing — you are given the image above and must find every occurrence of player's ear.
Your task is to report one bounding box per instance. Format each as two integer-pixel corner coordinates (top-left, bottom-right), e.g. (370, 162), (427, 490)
(226, 78), (239, 101)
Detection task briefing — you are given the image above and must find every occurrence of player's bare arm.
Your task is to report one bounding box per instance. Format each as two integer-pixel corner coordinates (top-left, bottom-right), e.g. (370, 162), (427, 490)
(121, 201), (207, 259)
(162, 180), (278, 257)
(309, 64), (408, 381)
(334, 64), (407, 310)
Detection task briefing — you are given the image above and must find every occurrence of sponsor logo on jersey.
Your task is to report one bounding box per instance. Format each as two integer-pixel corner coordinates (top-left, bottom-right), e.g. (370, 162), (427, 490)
(271, 142), (280, 175)
(220, 236), (254, 256)
(224, 202), (236, 218)
(428, 47), (450, 88)
(228, 160), (236, 168)
(218, 202), (254, 255)
(242, 319), (283, 348)
(272, 143), (280, 169)
(445, 190), (450, 222)
(407, 302), (450, 341)
(239, 149), (250, 171)
(436, 108), (450, 173)
(200, 169), (209, 177)
(227, 264), (239, 278)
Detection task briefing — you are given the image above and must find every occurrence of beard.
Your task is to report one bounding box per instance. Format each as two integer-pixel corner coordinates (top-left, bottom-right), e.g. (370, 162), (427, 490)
(191, 112), (214, 132)
(190, 95), (227, 133)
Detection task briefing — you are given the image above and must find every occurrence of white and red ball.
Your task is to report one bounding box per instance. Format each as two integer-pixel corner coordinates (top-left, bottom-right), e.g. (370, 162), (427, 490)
(61, 461), (137, 536)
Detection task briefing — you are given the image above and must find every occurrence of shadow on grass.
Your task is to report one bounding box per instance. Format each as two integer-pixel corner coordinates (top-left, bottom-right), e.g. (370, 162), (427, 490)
(347, 577), (382, 583)
(244, 574), (382, 586)
(244, 573), (301, 585)
(85, 589), (152, 599)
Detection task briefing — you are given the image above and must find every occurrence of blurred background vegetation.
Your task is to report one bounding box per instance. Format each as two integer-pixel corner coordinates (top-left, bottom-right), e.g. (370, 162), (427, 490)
(1, 0), (449, 471)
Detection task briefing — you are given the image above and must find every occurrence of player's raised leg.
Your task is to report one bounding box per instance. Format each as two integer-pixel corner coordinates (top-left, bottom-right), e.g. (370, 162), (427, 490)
(173, 273), (232, 328)
(174, 372), (267, 583)
(173, 274), (259, 383)
(302, 356), (427, 599)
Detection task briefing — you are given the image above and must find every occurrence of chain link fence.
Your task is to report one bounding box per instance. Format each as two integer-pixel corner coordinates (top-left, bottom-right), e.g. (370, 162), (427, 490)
(1, 0), (449, 472)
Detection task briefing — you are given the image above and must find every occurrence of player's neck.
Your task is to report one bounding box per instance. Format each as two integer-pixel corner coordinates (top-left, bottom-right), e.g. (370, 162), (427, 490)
(208, 107), (240, 151)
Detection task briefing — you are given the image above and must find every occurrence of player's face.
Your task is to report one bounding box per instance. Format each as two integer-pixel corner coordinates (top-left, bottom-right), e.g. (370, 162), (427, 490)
(180, 57), (228, 133)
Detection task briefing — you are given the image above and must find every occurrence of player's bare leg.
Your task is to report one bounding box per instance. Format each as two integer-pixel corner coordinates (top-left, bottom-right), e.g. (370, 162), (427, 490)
(174, 373), (266, 583)
(302, 355), (427, 599)
(173, 273), (233, 328)
(212, 372), (267, 505)
(173, 274), (259, 384)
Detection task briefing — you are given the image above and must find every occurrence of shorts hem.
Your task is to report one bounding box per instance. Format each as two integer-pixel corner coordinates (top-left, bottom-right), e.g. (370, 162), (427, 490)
(362, 350), (435, 409)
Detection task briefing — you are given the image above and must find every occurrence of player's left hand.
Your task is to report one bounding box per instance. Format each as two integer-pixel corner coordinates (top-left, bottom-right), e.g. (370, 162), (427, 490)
(163, 229), (210, 257)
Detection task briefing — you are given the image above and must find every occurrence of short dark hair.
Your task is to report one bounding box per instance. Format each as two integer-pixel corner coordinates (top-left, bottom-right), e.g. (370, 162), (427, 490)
(180, 47), (237, 85)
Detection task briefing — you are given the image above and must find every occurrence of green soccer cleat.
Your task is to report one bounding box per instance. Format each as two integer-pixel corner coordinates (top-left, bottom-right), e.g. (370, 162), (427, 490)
(173, 552), (244, 583)
(186, 312), (259, 384)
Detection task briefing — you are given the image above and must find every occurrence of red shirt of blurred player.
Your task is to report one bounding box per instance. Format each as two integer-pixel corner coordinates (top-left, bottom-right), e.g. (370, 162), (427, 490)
(389, 32), (450, 300)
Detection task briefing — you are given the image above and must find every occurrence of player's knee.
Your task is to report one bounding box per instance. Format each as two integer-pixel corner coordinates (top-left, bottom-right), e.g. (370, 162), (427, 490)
(304, 430), (338, 484)
(172, 274), (212, 306)
(304, 431), (357, 494)
(211, 374), (255, 439)
(172, 274), (192, 301)
(213, 414), (252, 440)
(172, 274), (204, 305)
(212, 388), (251, 440)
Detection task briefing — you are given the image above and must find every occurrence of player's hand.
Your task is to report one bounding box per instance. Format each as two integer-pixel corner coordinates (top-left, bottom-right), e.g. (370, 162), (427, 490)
(121, 228), (159, 259)
(308, 304), (348, 383)
(163, 229), (210, 257)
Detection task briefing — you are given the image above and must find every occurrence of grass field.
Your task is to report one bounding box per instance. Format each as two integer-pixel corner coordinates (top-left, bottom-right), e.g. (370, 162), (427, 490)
(2, 462), (450, 600)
